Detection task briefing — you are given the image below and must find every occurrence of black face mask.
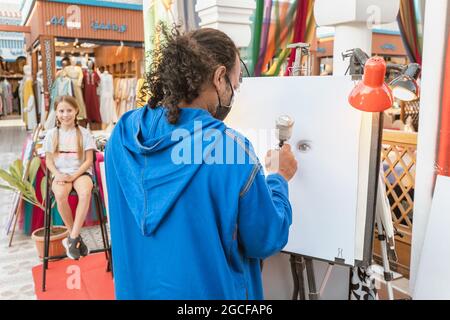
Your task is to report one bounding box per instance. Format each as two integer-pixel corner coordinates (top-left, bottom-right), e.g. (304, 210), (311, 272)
(214, 75), (235, 121)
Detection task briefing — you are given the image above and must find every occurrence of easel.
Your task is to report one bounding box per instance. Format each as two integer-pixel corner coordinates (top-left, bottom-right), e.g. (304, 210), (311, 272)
(7, 124), (43, 246)
(286, 112), (383, 300)
(285, 42), (342, 300)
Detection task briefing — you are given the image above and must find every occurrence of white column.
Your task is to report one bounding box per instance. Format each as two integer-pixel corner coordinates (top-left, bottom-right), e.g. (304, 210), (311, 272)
(314, 0), (400, 75)
(411, 0), (450, 293)
(333, 24), (372, 75)
(195, 0), (256, 48)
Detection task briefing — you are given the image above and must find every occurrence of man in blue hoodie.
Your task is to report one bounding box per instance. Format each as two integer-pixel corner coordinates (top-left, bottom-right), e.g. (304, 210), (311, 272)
(105, 26), (298, 300)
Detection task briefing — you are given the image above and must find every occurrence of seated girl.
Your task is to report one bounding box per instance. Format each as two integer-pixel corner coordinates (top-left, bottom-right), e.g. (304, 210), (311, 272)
(43, 95), (97, 260)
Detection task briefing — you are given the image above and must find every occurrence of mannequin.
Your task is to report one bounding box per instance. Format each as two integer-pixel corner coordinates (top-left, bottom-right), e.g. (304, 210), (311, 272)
(64, 56), (87, 118)
(22, 65), (37, 130)
(55, 56), (70, 78)
(82, 59), (102, 123)
(99, 66), (115, 124)
(36, 61), (46, 124)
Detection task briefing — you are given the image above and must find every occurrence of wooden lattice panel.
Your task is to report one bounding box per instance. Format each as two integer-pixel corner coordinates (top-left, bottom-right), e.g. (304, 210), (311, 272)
(374, 130), (418, 278)
(404, 100), (420, 131)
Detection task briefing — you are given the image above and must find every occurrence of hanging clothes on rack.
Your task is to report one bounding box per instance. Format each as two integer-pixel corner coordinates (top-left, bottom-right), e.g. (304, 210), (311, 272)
(0, 83), (3, 117)
(18, 78), (25, 121)
(115, 77), (129, 118)
(45, 71), (74, 130)
(126, 77), (137, 112)
(1, 79), (13, 115)
(11, 80), (20, 114)
(113, 77), (121, 119)
(83, 68), (102, 123)
(23, 75), (37, 130)
(99, 70), (115, 124)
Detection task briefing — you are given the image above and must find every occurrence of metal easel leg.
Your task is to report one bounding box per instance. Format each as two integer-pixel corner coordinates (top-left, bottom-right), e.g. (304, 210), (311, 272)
(305, 258), (318, 300)
(290, 255), (300, 300)
(296, 256), (335, 300)
(375, 211), (395, 300)
(296, 256), (307, 300)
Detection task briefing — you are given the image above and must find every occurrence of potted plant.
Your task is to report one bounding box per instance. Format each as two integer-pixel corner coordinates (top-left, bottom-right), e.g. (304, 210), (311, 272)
(0, 157), (68, 259)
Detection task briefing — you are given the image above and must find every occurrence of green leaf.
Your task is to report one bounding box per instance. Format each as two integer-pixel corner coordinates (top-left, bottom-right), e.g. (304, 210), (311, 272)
(0, 169), (19, 189)
(14, 159), (24, 177)
(21, 196), (44, 211)
(28, 157), (41, 184)
(0, 183), (17, 192)
(40, 178), (47, 204)
(10, 160), (23, 180)
(23, 181), (38, 202)
(15, 181), (29, 194)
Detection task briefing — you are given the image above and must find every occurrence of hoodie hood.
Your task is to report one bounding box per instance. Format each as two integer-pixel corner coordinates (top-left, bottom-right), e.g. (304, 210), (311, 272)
(106, 106), (225, 236)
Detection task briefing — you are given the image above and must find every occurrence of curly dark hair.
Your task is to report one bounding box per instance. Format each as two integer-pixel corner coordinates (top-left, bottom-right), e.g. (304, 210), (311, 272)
(145, 24), (239, 124)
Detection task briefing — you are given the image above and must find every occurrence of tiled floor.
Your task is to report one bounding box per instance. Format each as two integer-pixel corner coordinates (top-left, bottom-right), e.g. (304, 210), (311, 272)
(371, 264), (411, 299)
(0, 123), (107, 300)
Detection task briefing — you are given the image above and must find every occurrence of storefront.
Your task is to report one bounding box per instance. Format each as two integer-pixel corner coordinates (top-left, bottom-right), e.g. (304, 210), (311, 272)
(23, 0), (145, 128)
(0, 6), (27, 119)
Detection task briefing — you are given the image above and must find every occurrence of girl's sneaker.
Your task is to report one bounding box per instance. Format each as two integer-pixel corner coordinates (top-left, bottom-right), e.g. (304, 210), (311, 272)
(79, 237), (90, 257)
(62, 236), (81, 260)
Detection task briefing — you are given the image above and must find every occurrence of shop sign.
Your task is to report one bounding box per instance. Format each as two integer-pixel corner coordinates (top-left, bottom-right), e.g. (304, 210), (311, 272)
(48, 5), (81, 29)
(91, 21), (127, 33)
(381, 43), (396, 51)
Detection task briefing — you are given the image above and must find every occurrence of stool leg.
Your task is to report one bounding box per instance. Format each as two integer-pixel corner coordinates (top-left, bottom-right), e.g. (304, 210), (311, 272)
(94, 188), (112, 273)
(42, 194), (52, 292)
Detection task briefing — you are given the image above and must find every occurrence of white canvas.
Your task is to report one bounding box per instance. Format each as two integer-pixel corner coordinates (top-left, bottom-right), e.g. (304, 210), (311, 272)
(226, 76), (365, 265)
(414, 175), (450, 300)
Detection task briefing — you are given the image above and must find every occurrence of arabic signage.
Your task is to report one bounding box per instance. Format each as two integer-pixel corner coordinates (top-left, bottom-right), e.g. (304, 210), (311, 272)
(49, 15), (127, 33)
(380, 43), (396, 51)
(91, 21), (127, 33)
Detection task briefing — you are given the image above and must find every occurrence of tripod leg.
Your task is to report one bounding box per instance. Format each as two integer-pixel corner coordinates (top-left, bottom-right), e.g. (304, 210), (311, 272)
(305, 258), (318, 300)
(290, 255), (300, 300)
(296, 256), (306, 300)
(376, 212), (394, 300)
(8, 198), (23, 247)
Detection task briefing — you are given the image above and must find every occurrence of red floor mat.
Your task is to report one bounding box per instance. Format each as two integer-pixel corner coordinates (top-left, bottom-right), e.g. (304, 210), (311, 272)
(32, 253), (114, 300)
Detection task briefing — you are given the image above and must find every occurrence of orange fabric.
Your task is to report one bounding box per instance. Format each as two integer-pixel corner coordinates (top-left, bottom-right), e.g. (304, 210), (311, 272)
(33, 253), (114, 300)
(437, 34), (450, 176)
(261, 2), (292, 72)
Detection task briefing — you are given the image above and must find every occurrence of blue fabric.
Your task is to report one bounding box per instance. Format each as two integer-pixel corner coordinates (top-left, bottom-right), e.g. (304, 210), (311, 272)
(105, 105), (292, 300)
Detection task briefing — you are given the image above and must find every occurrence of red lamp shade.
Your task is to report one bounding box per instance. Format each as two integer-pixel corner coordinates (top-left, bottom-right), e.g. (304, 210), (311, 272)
(348, 57), (394, 112)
